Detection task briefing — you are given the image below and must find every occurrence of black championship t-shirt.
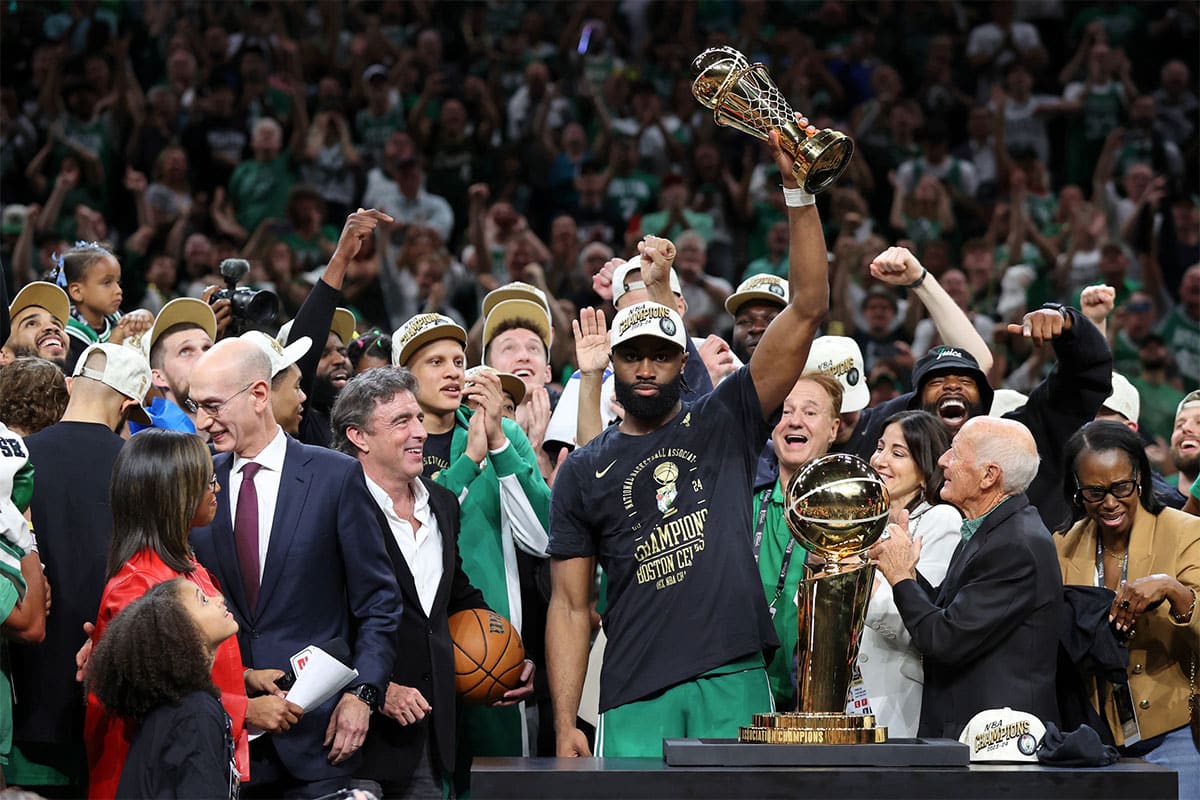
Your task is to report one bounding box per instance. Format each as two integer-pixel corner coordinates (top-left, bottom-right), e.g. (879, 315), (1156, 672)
(422, 429), (454, 478)
(549, 367), (778, 712)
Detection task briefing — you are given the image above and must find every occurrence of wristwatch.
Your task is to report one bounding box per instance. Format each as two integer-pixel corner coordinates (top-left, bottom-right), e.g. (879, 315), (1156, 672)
(1040, 302), (1071, 323)
(346, 683), (381, 712)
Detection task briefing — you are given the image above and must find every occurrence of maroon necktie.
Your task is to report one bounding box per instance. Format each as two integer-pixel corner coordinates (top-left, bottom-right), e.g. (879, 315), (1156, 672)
(234, 462), (262, 611)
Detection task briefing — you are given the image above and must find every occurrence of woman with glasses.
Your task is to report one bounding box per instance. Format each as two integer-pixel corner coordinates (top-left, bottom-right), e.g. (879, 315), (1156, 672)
(83, 430), (298, 799)
(1057, 421), (1199, 787)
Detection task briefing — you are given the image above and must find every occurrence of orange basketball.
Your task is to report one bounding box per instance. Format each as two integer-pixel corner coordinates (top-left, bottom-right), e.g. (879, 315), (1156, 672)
(448, 608), (526, 705)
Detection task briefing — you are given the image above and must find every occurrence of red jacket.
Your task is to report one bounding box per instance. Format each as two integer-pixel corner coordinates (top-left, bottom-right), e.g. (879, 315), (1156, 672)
(84, 550), (250, 799)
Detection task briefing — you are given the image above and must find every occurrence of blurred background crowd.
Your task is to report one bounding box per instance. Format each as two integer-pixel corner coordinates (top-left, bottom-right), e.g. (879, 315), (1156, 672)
(1, 0), (1197, 431)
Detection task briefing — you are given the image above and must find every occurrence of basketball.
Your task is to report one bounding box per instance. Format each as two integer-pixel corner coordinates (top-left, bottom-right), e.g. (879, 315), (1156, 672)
(448, 608), (526, 705)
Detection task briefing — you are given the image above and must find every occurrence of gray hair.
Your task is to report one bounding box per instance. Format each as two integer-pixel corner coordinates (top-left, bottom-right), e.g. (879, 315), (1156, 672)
(330, 367), (419, 456)
(971, 420), (1040, 495)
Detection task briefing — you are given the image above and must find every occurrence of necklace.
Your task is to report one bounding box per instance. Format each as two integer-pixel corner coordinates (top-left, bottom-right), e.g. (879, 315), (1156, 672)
(1102, 546), (1128, 565)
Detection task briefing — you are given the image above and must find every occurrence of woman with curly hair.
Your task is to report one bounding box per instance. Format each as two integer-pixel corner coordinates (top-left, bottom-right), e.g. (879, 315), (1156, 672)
(88, 578), (239, 799)
(84, 430), (300, 799)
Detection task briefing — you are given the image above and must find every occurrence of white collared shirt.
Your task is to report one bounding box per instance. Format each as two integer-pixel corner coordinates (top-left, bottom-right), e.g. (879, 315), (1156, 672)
(365, 475), (443, 617)
(228, 426), (288, 581)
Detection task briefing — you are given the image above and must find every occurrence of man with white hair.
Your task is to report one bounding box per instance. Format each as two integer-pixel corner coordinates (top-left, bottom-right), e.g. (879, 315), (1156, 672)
(225, 116), (298, 236)
(868, 416), (1063, 739)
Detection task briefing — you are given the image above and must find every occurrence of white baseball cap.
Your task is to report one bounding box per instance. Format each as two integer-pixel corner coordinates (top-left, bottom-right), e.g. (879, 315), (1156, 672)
(241, 330), (312, 378)
(958, 708), (1046, 763)
(612, 260), (682, 305)
(610, 301), (686, 351)
(1176, 389), (1200, 419)
(1101, 372), (1140, 423)
(802, 336), (868, 413)
(73, 342), (153, 425)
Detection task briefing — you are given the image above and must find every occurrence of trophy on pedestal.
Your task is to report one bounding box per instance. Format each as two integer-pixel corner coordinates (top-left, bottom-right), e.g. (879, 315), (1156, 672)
(691, 47), (854, 194)
(739, 454), (891, 745)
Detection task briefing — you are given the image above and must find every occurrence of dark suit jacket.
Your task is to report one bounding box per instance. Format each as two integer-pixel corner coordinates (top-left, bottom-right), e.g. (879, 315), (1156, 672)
(893, 494), (1063, 738)
(360, 477), (488, 785)
(190, 435), (400, 784)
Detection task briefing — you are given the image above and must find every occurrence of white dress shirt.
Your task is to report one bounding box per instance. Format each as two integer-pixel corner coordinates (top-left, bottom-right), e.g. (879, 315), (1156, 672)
(229, 426), (288, 581)
(365, 476), (443, 617)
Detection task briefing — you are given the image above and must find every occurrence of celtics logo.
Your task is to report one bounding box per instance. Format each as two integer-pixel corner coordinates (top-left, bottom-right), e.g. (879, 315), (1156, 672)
(660, 317), (677, 337)
(654, 461), (679, 515)
(767, 282), (784, 296)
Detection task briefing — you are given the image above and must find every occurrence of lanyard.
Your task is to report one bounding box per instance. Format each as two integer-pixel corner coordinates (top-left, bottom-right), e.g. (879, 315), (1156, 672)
(753, 486), (796, 616)
(1095, 535), (1128, 588)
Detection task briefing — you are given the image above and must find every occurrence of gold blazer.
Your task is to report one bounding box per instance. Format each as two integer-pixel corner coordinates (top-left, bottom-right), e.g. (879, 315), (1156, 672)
(1057, 506), (1200, 743)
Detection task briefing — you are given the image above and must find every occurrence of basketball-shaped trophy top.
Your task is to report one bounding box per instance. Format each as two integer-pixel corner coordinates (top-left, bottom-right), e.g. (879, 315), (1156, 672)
(690, 46), (749, 110)
(784, 454), (890, 560)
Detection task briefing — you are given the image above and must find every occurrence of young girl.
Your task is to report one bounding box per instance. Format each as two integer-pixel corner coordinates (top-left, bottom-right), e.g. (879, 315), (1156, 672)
(52, 241), (151, 370)
(88, 578), (241, 800)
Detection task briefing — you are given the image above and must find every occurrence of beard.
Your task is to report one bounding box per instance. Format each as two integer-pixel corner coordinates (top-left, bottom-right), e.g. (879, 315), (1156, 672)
(1174, 449), (1199, 479)
(1140, 356), (1168, 371)
(614, 373), (684, 422)
(921, 396), (987, 431)
(308, 373), (340, 414)
(8, 343), (67, 372)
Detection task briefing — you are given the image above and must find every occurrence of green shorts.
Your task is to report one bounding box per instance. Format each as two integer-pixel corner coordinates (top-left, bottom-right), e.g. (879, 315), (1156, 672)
(596, 653), (773, 757)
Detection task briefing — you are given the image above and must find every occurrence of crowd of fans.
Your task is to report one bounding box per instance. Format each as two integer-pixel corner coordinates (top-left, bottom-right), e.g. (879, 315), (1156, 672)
(0, 0), (1198, 798)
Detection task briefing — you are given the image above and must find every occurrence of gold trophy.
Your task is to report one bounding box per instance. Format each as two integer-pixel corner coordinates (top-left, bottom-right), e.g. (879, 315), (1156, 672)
(691, 46), (854, 194)
(739, 454), (891, 745)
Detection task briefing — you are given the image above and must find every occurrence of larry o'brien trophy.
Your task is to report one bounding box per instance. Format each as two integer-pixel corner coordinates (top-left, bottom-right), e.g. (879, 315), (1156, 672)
(692, 47), (854, 194)
(739, 454), (891, 745)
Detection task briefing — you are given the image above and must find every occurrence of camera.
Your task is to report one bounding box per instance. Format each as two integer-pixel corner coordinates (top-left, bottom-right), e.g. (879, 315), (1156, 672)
(210, 258), (280, 334)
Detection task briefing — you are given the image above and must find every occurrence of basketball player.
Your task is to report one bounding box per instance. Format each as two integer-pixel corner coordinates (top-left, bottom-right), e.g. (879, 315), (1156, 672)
(547, 124), (831, 757)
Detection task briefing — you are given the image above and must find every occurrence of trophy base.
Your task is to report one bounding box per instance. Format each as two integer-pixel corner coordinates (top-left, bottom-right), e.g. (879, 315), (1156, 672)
(739, 712), (888, 745)
(793, 129), (855, 195)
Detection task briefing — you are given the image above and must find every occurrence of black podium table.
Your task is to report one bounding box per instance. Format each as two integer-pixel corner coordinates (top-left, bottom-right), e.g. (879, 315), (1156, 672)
(471, 756), (1177, 799)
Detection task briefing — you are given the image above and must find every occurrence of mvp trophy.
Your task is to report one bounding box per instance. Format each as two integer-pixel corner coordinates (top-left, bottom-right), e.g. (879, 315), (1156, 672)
(739, 454), (891, 745)
(692, 47), (854, 194)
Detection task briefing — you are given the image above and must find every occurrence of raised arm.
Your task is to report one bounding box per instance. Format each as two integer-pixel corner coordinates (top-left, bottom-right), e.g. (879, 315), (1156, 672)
(870, 246), (993, 372)
(747, 120), (830, 417)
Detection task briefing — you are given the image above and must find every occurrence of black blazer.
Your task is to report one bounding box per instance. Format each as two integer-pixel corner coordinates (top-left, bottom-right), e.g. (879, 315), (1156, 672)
(191, 436), (400, 784)
(893, 494), (1063, 738)
(359, 477), (488, 785)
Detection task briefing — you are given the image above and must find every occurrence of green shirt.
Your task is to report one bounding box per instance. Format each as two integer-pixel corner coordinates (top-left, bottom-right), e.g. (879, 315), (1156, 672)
(640, 209), (714, 244)
(1129, 377), (1186, 444)
(752, 479), (809, 709)
(0, 579), (16, 765)
(607, 172), (660, 223)
(960, 504), (1000, 542)
(1157, 306), (1200, 389)
(742, 255), (788, 282)
(228, 155), (295, 232)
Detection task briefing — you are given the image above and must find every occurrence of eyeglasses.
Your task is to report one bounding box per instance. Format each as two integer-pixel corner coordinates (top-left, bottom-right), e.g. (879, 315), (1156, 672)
(184, 383), (253, 416)
(1074, 476), (1138, 504)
